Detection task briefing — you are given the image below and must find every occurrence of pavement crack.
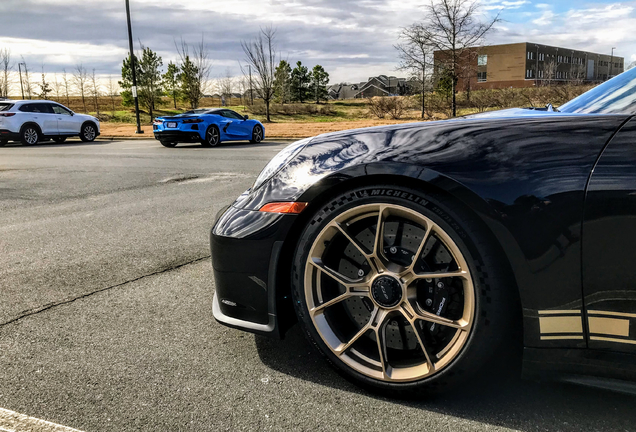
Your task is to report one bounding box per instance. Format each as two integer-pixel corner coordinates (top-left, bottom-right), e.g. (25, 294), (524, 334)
(0, 255), (211, 328)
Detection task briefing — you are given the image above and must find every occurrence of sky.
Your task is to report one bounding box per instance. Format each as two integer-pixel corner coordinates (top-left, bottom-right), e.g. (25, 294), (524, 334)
(0, 0), (634, 86)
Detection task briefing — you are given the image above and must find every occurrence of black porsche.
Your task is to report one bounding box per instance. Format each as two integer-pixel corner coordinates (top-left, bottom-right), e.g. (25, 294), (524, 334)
(211, 68), (636, 394)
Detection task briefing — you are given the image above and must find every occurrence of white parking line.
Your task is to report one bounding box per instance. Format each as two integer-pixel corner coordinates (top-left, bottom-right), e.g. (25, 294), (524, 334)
(0, 408), (83, 432)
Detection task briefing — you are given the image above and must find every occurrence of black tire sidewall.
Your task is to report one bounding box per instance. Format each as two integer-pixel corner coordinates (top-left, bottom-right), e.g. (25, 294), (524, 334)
(80, 123), (96, 142)
(291, 184), (510, 394)
(251, 125), (262, 143)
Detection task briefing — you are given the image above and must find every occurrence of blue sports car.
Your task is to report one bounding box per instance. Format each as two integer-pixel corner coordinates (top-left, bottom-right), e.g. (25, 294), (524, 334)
(153, 108), (265, 148)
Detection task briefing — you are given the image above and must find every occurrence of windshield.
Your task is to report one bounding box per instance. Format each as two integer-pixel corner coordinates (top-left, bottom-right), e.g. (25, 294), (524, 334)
(0, 103), (13, 111)
(560, 67), (636, 114)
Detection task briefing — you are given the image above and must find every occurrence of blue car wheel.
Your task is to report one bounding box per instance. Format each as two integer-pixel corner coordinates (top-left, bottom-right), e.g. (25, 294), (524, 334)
(202, 125), (220, 147)
(250, 125), (263, 144)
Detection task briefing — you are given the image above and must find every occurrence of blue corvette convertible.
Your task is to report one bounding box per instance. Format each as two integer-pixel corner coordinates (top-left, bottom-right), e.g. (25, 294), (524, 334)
(153, 108), (265, 147)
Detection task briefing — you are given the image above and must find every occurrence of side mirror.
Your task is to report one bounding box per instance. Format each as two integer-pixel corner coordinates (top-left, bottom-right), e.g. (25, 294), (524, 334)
(243, 115), (249, 120)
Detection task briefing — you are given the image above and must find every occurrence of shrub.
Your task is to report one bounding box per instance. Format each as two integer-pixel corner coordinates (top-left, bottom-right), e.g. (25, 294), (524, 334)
(367, 96), (411, 119)
(247, 102), (335, 116)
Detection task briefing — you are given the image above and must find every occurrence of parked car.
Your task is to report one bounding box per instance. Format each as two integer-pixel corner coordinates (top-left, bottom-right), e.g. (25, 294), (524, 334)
(0, 100), (100, 146)
(211, 67), (636, 395)
(153, 109), (264, 148)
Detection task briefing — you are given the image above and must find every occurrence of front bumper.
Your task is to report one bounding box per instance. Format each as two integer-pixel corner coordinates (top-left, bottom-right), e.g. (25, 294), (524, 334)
(154, 129), (203, 143)
(210, 205), (297, 338)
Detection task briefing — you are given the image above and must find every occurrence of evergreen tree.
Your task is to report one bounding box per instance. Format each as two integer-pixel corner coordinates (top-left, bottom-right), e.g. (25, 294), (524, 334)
(38, 72), (52, 100)
(137, 47), (163, 119)
(310, 65), (329, 104)
(119, 53), (140, 108)
(163, 62), (181, 109)
(273, 60), (292, 104)
(180, 55), (201, 109)
(119, 47), (164, 119)
(290, 61), (310, 103)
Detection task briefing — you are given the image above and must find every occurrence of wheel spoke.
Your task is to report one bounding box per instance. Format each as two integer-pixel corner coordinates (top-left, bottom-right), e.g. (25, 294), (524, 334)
(410, 320), (435, 372)
(334, 307), (380, 355)
(334, 222), (372, 261)
(369, 207), (388, 273)
(370, 308), (390, 379)
(401, 300), (468, 330)
(311, 292), (350, 315)
(309, 257), (368, 289)
(401, 270), (469, 286)
(406, 223), (434, 273)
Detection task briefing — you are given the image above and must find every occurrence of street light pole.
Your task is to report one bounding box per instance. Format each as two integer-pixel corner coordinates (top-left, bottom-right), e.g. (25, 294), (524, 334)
(18, 63), (25, 100)
(610, 47), (616, 79)
(125, 0), (143, 134)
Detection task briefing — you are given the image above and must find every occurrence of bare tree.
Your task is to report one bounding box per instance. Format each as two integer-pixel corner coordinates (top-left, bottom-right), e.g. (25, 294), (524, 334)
(542, 59), (558, 87)
(241, 27), (277, 122)
(0, 48), (12, 98)
(61, 68), (71, 107)
(176, 36), (213, 109)
(89, 68), (100, 115)
(73, 64), (88, 112)
(53, 73), (63, 101)
(217, 68), (234, 106)
(395, 23), (434, 118)
(106, 75), (119, 116)
(21, 57), (33, 99)
(419, 0), (499, 117)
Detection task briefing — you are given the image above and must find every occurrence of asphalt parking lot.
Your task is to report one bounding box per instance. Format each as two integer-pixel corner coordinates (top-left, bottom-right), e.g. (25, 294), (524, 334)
(1, 138), (635, 432)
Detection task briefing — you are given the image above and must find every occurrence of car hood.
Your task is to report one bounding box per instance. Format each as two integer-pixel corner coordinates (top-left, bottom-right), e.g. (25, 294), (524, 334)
(236, 110), (630, 211)
(74, 113), (99, 123)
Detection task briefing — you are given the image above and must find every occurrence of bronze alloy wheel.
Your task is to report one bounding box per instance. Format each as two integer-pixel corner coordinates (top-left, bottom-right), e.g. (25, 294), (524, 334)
(303, 203), (474, 383)
(292, 185), (517, 393)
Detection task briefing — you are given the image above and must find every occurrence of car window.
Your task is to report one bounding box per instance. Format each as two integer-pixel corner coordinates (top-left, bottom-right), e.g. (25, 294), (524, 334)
(224, 110), (245, 120)
(19, 104), (35, 113)
(560, 67), (636, 114)
(52, 104), (72, 115)
(37, 103), (55, 114)
(0, 103), (13, 111)
(19, 103), (53, 114)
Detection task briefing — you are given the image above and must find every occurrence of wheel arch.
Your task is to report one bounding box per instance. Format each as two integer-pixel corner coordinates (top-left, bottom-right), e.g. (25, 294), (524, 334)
(274, 166), (523, 338)
(20, 121), (42, 135)
(81, 120), (98, 130)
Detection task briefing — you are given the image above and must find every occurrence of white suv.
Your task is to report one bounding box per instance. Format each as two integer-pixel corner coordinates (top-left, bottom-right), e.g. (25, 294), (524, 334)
(0, 100), (100, 146)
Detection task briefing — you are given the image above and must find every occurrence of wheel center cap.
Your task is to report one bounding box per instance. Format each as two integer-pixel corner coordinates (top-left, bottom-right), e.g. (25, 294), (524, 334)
(371, 275), (403, 308)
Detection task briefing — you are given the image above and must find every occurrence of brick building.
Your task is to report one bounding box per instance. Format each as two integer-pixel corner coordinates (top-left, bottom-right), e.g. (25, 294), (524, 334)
(434, 42), (625, 90)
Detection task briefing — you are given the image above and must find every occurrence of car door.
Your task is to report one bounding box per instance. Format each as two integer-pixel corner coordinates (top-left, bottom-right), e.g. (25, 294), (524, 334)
(19, 103), (57, 136)
(36, 103), (59, 136)
(221, 110), (251, 139)
(52, 104), (78, 134)
(582, 117), (636, 353)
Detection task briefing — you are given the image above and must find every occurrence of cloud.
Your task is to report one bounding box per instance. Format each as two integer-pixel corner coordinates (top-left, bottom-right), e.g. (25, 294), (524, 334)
(2, 0), (636, 89)
(532, 10), (555, 26)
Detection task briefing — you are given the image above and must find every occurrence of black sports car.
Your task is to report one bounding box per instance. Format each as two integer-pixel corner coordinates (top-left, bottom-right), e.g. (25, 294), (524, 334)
(211, 68), (636, 394)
